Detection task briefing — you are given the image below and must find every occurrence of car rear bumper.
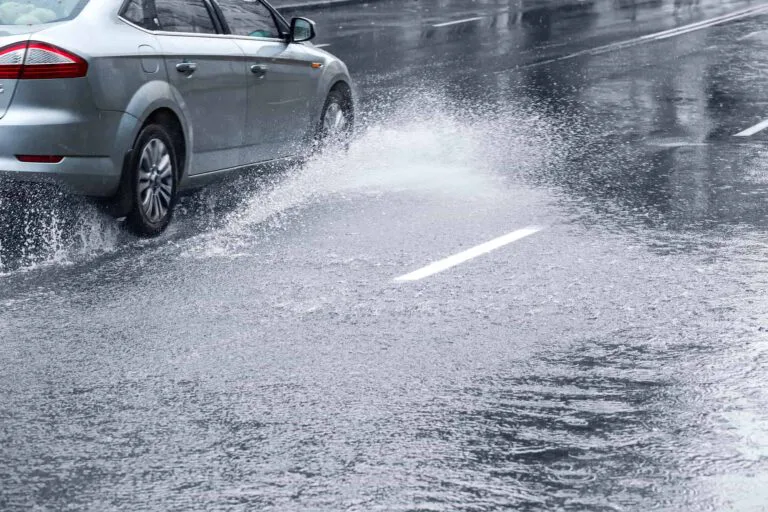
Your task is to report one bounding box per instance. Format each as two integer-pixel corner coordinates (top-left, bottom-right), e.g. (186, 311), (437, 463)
(0, 157), (120, 197)
(0, 108), (138, 197)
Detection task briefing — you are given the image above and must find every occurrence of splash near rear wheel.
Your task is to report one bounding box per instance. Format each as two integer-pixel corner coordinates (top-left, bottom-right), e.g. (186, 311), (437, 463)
(125, 124), (178, 237)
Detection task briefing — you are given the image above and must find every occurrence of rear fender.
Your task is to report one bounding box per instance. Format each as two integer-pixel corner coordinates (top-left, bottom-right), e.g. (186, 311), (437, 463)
(122, 80), (192, 180)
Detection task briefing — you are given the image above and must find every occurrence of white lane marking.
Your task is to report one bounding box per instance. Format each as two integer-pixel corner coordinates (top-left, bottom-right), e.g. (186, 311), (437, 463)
(639, 5), (763, 40)
(315, 43), (331, 48)
(433, 16), (485, 28)
(394, 227), (542, 282)
(649, 141), (710, 147)
(524, 4), (768, 68)
(651, 11), (757, 40)
(734, 118), (768, 137)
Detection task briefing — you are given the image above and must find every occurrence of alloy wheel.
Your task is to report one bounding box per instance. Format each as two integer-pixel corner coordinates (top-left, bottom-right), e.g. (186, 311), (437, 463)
(137, 138), (174, 223)
(323, 102), (347, 135)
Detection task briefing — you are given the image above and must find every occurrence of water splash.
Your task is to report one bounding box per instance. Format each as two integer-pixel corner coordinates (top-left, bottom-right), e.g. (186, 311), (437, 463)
(0, 185), (121, 275)
(185, 91), (565, 259)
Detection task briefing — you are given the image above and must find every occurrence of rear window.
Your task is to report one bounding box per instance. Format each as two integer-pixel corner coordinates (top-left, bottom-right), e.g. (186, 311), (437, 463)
(0, 0), (88, 25)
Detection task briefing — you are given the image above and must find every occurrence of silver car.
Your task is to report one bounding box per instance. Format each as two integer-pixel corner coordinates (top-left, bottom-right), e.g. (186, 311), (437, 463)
(0, 0), (354, 236)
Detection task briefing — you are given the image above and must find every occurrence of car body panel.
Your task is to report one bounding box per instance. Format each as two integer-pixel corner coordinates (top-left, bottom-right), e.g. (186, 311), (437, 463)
(233, 37), (320, 160)
(154, 32), (247, 175)
(310, 57), (354, 124)
(121, 80), (192, 176)
(0, 108), (134, 196)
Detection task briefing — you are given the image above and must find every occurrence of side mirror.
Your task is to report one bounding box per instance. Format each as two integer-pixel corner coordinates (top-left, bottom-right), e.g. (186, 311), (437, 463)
(290, 17), (316, 43)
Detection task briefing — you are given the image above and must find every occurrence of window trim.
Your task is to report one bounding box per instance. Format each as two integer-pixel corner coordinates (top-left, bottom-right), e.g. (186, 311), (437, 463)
(202, 0), (226, 34)
(118, 0), (293, 43)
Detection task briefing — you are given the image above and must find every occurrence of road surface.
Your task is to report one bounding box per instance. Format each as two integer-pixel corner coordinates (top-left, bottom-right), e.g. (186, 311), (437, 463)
(2, 0), (768, 509)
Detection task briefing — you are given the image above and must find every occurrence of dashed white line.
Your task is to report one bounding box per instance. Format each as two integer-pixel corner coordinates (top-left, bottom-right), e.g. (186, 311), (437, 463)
(394, 227), (542, 282)
(649, 141), (710, 147)
(315, 43), (331, 48)
(433, 16), (485, 28)
(734, 118), (768, 137)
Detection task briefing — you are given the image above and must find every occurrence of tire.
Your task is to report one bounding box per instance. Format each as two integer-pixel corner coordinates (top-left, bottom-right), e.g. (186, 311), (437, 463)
(316, 88), (353, 150)
(124, 124), (179, 237)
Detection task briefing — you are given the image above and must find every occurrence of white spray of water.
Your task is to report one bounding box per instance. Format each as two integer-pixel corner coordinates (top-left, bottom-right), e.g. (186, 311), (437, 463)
(185, 92), (565, 259)
(0, 190), (121, 275)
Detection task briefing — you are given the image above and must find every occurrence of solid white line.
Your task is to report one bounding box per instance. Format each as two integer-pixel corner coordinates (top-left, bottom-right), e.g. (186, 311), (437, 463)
(315, 43), (331, 48)
(524, 4), (768, 68)
(734, 118), (768, 137)
(394, 227), (542, 282)
(640, 5), (762, 40)
(652, 9), (759, 40)
(433, 16), (485, 28)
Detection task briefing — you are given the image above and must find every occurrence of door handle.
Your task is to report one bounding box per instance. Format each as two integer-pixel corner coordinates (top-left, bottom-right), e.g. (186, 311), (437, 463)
(175, 62), (197, 76)
(250, 64), (268, 78)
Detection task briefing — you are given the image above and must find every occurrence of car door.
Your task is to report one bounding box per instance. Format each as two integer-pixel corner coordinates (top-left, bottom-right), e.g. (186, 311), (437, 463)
(213, 0), (319, 163)
(152, 0), (247, 175)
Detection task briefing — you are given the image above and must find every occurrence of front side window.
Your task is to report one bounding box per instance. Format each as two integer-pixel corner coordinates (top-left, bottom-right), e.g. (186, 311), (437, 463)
(154, 0), (216, 34)
(216, 0), (281, 39)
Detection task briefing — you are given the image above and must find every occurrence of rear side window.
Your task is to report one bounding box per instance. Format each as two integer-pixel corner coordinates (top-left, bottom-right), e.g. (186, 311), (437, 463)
(122, 0), (217, 33)
(0, 0), (89, 25)
(216, 0), (281, 38)
(155, 0), (216, 33)
(121, 0), (158, 30)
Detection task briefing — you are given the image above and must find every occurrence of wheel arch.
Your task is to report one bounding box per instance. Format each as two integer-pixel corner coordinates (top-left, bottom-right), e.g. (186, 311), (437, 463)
(140, 108), (187, 182)
(329, 80), (354, 114)
(313, 61), (355, 124)
(123, 80), (192, 181)
(109, 92), (191, 217)
(321, 79), (355, 133)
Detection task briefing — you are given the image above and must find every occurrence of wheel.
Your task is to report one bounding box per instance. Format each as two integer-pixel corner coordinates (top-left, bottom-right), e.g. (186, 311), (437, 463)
(317, 88), (353, 149)
(124, 124), (178, 237)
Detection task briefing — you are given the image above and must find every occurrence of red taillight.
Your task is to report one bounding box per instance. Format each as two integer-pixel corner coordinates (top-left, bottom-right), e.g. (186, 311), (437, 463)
(22, 42), (88, 79)
(16, 155), (64, 163)
(0, 41), (87, 80)
(0, 42), (26, 79)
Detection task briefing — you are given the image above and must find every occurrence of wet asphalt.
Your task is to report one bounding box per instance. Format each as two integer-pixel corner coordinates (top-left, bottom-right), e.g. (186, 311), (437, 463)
(3, 0), (768, 509)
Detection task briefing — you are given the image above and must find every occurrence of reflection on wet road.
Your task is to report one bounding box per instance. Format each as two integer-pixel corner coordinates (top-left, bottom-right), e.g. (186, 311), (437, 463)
(3, 0), (768, 509)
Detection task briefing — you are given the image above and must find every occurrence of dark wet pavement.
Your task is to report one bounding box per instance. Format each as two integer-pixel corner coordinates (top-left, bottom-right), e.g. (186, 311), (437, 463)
(3, 0), (768, 509)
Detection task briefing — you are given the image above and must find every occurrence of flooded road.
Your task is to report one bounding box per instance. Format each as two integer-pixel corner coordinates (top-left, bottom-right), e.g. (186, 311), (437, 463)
(2, 0), (768, 509)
